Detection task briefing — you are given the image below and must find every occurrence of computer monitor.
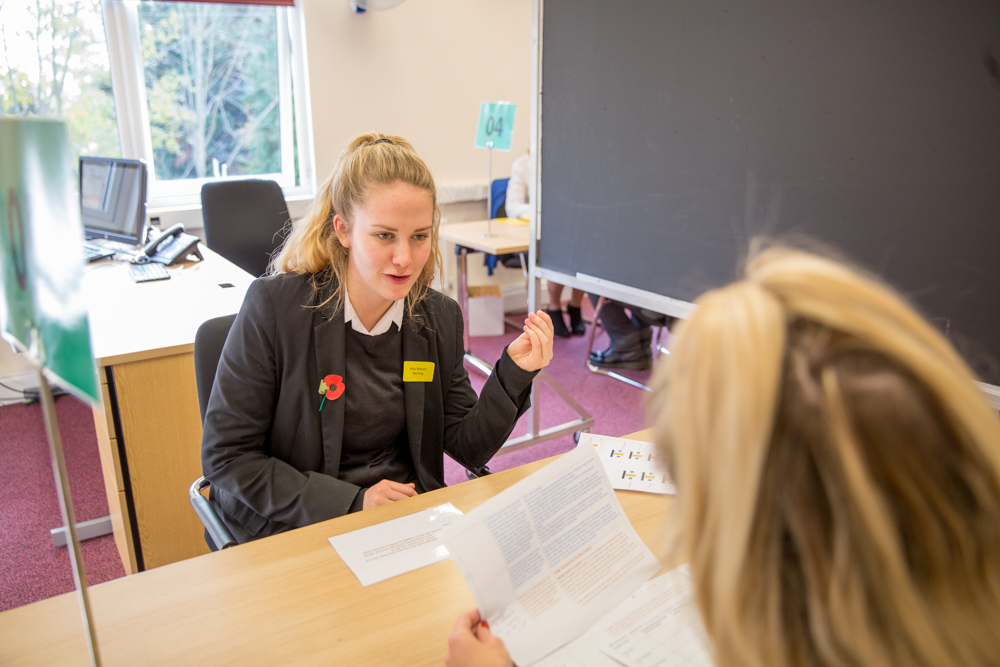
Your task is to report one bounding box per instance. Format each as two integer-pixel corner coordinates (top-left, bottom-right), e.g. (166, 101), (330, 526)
(79, 156), (148, 246)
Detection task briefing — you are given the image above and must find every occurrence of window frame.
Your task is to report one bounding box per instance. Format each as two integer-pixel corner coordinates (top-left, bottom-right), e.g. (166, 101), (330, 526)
(100, 0), (315, 210)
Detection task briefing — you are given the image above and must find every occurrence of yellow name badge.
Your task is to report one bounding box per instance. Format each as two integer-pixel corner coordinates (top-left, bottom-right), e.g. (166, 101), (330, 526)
(403, 361), (435, 382)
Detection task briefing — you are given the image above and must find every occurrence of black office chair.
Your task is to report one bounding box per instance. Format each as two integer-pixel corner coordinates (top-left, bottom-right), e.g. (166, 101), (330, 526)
(189, 313), (238, 551)
(200, 179), (289, 278)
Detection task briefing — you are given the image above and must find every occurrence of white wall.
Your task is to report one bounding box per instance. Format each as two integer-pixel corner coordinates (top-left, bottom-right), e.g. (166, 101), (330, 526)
(300, 0), (533, 305)
(301, 0), (532, 191)
(0, 342), (37, 403)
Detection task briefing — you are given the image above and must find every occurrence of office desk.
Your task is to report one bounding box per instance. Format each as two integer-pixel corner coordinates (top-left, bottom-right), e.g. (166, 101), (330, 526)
(84, 248), (254, 573)
(0, 431), (670, 666)
(438, 218), (530, 257)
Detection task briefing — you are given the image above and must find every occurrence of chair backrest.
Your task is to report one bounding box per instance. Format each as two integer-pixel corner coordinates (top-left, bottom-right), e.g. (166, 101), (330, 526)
(491, 177), (509, 219)
(194, 313), (237, 423)
(200, 179), (289, 278)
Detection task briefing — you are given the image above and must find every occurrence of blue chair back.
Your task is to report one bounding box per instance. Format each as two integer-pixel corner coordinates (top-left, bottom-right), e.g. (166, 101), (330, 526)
(491, 178), (509, 219)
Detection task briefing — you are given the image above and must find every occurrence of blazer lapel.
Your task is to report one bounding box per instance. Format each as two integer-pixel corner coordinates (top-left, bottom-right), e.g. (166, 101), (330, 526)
(314, 306), (346, 477)
(402, 318), (429, 482)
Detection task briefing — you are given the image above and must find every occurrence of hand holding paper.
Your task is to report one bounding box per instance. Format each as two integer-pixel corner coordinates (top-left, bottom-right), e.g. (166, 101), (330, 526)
(440, 446), (662, 666)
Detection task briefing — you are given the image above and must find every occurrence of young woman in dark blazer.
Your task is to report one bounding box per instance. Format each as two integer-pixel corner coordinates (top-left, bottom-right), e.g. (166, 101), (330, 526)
(201, 133), (554, 543)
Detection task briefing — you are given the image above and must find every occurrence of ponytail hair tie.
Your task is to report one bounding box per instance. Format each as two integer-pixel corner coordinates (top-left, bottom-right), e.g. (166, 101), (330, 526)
(372, 138), (394, 146)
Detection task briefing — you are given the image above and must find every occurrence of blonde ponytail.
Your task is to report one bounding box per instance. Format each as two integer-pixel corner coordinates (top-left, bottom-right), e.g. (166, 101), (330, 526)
(651, 246), (1000, 667)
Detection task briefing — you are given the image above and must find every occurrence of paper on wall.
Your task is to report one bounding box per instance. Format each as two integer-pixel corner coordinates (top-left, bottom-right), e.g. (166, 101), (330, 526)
(329, 503), (463, 587)
(578, 433), (675, 495)
(440, 446), (662, 666)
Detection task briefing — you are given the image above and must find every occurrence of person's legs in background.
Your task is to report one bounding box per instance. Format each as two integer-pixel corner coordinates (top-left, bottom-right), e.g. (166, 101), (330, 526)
(546, 282), (586, 338)
(586, 295), (652, 370)
(565, 289), (586, 336)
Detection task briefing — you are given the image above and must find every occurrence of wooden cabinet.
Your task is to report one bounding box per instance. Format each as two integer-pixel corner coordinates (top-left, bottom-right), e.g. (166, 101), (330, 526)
(84, 249), (252, 572)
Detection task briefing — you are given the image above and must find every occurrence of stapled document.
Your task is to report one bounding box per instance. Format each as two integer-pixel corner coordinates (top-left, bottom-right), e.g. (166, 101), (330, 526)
(440, 446), (662, 666)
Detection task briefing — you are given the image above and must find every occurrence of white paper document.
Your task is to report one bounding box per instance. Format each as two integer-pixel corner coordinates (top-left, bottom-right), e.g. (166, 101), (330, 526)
(329, 502), (463, 587)
(599, 566), (712, 667)
(534, 566), (712, 667)
(579, 434), (675, 495)
(440, 446), (662, 666)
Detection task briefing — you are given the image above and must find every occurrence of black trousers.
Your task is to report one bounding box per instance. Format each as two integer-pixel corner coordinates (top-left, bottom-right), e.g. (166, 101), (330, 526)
(588, 294), (654, 354)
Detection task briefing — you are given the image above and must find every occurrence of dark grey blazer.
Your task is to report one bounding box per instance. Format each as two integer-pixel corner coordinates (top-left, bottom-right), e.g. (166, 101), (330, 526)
(201, 272), (534, 543)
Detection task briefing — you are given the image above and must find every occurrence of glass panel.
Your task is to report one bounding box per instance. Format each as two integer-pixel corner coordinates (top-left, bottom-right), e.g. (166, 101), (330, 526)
(0, 0), (121, 160)
(137, 1), (282, 181)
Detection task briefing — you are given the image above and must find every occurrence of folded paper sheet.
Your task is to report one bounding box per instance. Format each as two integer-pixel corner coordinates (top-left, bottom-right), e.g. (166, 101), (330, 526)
(329, 503), (463, 587)
(440, 446), (662, 666)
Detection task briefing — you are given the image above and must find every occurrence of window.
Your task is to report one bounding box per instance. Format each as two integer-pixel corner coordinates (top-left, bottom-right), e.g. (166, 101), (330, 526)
(106, 0), (314, 207)
(1, 0), (122, 161)
(2, 0), (314, 208)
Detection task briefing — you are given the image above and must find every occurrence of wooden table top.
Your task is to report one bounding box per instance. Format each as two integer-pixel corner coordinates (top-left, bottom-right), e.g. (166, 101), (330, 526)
(0, 431), (671, 666)
(438, 219), (530, 255)
(84, 247), (254, 366)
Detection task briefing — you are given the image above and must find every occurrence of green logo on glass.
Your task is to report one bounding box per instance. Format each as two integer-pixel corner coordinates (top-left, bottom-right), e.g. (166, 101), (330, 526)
(475, 102), (517, 151)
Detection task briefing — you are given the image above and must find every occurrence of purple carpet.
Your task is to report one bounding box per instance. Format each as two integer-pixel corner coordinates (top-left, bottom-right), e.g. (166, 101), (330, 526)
(1, 302), (652, 611)
(0, 396), (125, 612)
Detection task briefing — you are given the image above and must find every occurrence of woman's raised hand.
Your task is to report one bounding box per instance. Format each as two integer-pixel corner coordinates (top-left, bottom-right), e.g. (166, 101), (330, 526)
(506, 310), (555, 372)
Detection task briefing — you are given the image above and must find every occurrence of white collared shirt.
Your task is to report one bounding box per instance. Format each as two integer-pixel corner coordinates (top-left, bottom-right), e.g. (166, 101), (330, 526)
(343, 292), (405, 336)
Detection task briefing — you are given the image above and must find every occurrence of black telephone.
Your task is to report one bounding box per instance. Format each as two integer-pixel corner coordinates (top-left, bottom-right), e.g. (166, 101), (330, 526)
(143, 223), (204, 265)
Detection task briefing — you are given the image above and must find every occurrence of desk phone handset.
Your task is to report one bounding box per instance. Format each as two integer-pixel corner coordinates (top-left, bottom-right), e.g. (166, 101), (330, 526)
(143, 223), (204, 265)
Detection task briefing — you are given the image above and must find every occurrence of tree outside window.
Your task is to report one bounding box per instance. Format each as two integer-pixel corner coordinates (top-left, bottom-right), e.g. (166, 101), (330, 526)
(1, 0), (121, 160)
(2, 0), (312, 207)
(138, 2), (283, 181)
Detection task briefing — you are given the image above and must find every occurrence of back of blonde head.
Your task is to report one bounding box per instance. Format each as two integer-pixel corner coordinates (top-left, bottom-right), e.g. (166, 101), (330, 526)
(271, 132), (442, 316)
(651, 247), (1000, 667)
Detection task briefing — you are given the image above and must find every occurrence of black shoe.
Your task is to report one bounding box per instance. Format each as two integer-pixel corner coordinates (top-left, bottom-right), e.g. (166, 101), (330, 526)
(588, 347), (652, 370)
(547, 309), (571, 338)
(566, 305), (586, 336)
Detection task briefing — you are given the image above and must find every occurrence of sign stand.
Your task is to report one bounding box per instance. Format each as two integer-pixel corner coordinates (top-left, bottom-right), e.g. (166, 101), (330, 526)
(1, 117), (104, 667)
(485, 140), (494, 237)
(38, 369), (102, 667)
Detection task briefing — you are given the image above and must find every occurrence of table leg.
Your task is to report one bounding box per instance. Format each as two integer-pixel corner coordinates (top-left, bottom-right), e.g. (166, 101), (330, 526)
(458, 245), (498, 376)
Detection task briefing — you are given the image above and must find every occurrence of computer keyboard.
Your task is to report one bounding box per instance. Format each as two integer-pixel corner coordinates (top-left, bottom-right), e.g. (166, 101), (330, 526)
(83, 242), (115, 262)
(129, 262), (171, 283)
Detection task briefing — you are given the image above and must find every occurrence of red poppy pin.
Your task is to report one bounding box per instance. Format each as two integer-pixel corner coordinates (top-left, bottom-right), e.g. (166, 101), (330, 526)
(318, 374), (345, 411)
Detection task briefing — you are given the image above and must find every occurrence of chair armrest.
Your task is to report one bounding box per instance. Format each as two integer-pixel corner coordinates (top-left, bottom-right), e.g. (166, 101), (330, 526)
(189, 477), (237, 551)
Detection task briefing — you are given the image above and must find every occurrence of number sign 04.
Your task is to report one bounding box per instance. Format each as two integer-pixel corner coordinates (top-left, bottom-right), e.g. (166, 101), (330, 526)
(475, 102), (517, 151)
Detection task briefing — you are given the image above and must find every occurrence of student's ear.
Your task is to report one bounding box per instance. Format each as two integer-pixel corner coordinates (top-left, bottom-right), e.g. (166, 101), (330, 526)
(333, 214), (351, 248)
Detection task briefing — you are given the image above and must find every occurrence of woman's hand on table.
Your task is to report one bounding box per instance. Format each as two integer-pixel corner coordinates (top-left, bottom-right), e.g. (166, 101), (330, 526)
(507, 310), (554, 372)
(445, 609), (512, 667)
(362, 480), (416, 510)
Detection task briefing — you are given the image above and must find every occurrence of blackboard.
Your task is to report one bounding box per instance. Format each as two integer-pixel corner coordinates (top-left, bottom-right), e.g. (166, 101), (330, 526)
(538, 0), (1000, 385)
